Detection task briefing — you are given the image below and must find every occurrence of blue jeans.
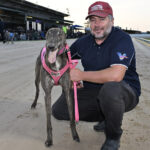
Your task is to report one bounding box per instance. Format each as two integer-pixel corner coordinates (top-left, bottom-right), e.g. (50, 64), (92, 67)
(52, 81), (139, 139)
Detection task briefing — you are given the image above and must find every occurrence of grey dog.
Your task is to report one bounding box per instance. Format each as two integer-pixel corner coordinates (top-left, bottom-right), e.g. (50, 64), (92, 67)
(31, 28), (80, 147)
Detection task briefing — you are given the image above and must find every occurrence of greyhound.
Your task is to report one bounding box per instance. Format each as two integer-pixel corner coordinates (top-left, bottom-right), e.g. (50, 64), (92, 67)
(31, 28), (80, 147)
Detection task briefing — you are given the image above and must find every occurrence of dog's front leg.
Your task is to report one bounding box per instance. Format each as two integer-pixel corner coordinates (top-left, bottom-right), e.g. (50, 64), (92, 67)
(41, 74), (53, 147)
(62, 79), (80, 142)
(44, 91), (53, 147)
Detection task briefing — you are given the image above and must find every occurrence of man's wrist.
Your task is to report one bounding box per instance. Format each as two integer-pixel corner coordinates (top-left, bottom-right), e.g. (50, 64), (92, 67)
(80, 71), (85, 81)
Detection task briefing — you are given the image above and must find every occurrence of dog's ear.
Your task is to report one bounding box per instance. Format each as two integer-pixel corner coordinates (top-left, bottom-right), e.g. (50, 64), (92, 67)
(45, 30), (50, 40)
(45, 28), (53, 40)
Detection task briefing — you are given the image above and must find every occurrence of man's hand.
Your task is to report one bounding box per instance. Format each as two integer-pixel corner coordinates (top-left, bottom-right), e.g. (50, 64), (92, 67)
(70, 68), (83, 88)
(70, 68), (83, 82)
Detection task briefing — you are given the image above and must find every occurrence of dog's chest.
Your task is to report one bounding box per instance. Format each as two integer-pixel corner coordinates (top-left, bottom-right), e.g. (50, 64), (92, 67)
(55, 60), (61, 71)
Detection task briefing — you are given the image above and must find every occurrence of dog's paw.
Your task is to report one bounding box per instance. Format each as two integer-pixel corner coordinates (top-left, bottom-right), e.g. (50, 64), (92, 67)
(31, 103), (36, 109)
(45, 140), (53, 147)
(73, 135), (80, 142)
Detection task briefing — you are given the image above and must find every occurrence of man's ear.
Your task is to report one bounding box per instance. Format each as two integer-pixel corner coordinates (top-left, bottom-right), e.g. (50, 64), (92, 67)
(112, 18), (114, 25)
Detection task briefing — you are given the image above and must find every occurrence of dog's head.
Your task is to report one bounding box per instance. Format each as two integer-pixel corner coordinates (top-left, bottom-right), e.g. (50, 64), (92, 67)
(45, 28), (66, 63)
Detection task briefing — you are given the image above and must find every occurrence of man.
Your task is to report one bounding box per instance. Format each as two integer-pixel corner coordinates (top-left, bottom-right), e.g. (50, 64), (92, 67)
(52, 1), (141, 150)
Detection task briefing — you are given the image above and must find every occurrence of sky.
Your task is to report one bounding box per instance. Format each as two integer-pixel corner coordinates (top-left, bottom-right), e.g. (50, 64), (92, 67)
(26, 0), (150, 32)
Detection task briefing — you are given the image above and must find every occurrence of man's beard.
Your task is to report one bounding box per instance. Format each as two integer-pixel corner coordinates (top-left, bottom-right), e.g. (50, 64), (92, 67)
(91, 24), (112, 40)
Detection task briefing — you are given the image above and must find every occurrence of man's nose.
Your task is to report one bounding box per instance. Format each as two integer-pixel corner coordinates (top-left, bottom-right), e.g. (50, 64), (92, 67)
(94, 20), (102, 26)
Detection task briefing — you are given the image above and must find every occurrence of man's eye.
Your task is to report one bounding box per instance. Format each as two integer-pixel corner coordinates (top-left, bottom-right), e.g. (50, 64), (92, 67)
(99, 18), (105, 21)
(90, 19), (95, 22)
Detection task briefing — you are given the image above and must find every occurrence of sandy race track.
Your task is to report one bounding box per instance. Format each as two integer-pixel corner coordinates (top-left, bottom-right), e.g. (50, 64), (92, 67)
(0, 38), (150, 150)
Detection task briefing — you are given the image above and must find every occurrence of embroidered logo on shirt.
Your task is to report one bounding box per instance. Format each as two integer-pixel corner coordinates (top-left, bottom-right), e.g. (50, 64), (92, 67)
(117, 52), (128, 61)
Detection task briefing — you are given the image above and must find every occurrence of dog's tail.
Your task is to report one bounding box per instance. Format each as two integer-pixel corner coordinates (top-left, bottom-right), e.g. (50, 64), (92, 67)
(31, 55), (41, 109)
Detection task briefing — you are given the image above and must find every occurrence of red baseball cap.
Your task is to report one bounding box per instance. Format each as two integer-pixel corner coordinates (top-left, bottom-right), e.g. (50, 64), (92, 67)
(86, 1), (113, 19)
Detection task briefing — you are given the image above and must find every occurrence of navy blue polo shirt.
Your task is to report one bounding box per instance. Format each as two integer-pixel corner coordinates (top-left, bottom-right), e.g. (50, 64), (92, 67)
(70, 27), (141, 97)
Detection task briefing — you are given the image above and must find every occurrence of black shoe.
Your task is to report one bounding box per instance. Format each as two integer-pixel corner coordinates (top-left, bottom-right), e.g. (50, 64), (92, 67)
(101, 138), (120, 150)
(93, 121), (105, 132)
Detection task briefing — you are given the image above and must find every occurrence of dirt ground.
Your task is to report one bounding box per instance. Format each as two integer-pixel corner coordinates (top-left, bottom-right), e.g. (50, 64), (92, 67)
(0, 38), (150, 150)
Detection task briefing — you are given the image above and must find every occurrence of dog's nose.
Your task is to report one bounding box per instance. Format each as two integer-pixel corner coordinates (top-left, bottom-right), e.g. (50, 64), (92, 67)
(48, 45), (55, 49)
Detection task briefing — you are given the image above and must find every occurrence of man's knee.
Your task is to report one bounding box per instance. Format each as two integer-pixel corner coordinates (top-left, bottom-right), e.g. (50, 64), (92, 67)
(99, 82), (122, 99)
(98, 81), (124, 108)
(52, 102), (69, 120)
(52, 103), (61, 120)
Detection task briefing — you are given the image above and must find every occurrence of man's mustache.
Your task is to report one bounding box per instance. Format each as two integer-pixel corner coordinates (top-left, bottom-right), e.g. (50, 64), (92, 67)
(93, 27), (104, 31)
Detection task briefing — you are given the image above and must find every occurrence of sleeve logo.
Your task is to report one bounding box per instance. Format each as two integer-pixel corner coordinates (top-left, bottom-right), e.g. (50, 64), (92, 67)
(117, 52), (128, 61)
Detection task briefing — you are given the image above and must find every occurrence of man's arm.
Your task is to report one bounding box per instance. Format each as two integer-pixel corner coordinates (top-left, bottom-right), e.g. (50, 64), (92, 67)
(70, 65), (126, 83)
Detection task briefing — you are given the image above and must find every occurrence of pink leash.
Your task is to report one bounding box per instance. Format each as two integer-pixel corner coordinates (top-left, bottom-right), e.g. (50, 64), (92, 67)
(66, 45), (79, 122)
